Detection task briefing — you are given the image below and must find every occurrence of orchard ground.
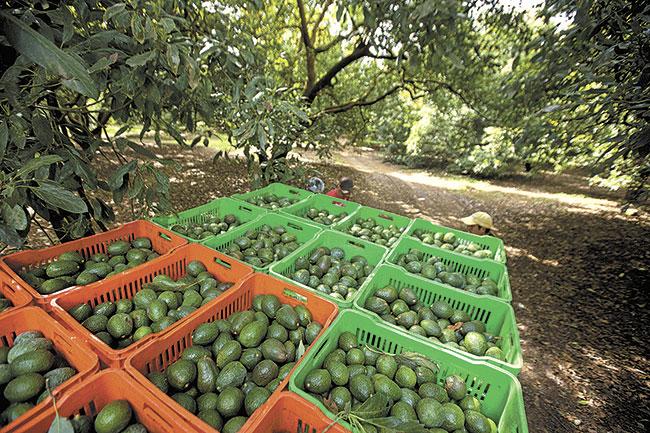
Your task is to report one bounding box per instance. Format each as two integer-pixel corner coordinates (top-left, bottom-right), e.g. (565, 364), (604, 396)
(24, 141), (650, 433)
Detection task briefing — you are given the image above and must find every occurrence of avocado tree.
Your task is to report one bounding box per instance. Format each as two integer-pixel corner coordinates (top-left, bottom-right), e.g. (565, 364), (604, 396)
(0, 0), (269, 247)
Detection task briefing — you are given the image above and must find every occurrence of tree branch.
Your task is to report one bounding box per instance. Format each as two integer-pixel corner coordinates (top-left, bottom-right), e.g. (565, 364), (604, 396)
(315, 84), (402, 116)
(314, 28), (361, 53)
(296, 0), (316, 90)
(311, 0), (335, 43)
(304, 42), (371, 103)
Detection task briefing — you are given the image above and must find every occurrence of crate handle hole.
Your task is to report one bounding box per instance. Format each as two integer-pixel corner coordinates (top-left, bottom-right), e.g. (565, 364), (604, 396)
(158, 232), (172, 241)
(283, 288), (307, 303)
(214, 257), (232, 269)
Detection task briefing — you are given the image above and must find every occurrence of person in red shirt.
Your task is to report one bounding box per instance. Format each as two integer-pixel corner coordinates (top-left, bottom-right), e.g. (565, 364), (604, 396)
(326, 177), (353, 200)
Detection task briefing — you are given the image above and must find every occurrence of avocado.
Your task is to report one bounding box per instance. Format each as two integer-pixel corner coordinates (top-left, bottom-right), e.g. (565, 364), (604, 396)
(106, 313), (134, 339)
(329, 386), (352, 411)
(3, 373), (45, 403)
(198, 409), (223, 429)
(349, 374), (373, 402)
(222, 416), (248, 433)
(305, 322), (323, 345)
(375, 354), (398, 379)
(166, 359), (197, 390)
(147, 371), (169, 393)
(445, 375), (467, 401)
(1, 402), (34, 424)
(94, 400), (132, 433)
(10, 349), (55, 376)
(373, 374), (402, 401)
(238, 321), (267, 348)
(440, 402), (465, 431)
(216, 386), (245, 417)
(192, 322), (220, 345)
(46, 260), (80, 278)
(7, 338), (52, 364)
(252, 359), (279, 386)
(244, 386), (271, 416)
(275, 305), (299, 330)
(107, 241), (130, 257)
(394, 365), (417, 389)
(197, 357), (219, 394)
(338, 332), (357, 351)
(172, 392), (197, 413)
(215, 361), (247, 391)
(304, 369), (332, 394)
(260, 339), (289, 363)
(464, 332), (488, 356)
(216, 341), (243, 369)
(240, 348), (263, 371)
(390, 401), (417, 422)
(38, 278), (69, 294)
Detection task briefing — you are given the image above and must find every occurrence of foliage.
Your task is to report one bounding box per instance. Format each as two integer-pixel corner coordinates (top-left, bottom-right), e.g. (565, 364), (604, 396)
(0, 0), (287, 247)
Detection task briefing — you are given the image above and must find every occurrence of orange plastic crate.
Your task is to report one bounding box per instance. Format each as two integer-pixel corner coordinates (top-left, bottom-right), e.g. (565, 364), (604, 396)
(5, 370), (205, 433)
(0, 269), (32, 314)
(0, 220), (187, 310)
(247, 392), (350, 433)
(49, 243), (253, 368)
(0, 307), (99, 432)
(125, 273), (338, 433)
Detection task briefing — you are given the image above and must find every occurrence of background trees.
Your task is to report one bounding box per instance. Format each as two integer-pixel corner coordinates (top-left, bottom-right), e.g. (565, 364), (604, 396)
(1, 0), (646, 247)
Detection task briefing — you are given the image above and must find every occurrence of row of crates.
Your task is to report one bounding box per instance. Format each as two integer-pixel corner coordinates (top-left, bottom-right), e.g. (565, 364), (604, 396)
(0, 182), (527, 433)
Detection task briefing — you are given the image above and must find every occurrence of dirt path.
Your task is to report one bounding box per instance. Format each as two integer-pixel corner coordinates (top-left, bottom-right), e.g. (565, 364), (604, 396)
(22, 143), (650, 433)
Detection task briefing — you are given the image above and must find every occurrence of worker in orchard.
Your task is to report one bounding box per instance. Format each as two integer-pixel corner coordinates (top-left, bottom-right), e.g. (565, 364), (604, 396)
(326, 177), (353, 200)
(461, 211), (495, 236)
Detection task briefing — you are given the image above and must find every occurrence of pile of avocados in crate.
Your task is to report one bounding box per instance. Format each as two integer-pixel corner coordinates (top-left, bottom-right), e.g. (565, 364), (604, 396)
(0, 183), (528, 433)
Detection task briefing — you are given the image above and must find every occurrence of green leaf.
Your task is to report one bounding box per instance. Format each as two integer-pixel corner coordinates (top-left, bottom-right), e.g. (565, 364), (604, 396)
(395, 352), (439, 374)
(34, 181), (88, 213)
(0, 224), (23, 247)
(0, 12), (98, 99)
(351, 393), (390, 419)
(131, 14), (145, 44)
(257, 126), (267, 150)
(103, 3), (126, 22)
(108, 160), (137, 190)
(368, 417), (428, 433)
(126, 51), (154, 67)
(32, 113), (53, 146)
(48, 414), (74, 433)
(0, 121), (7, 160)
(14, 155), (63, 179)
(166, 44), (180, 74)
(296, 340), (306, 359)
(2, 204), (28, 231)
(123, 139), (159, 160)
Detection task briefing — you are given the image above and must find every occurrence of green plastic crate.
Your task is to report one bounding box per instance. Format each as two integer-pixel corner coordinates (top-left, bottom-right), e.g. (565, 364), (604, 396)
(353, 264), (522, 375)
(201, 213), (322, 273)
(280, 193), (361, 228)
(332, 205), (413, 248)
(387, 237), (512, 302)
(269, 230), (388, 308)
(233, 182), (313, 210)
(289, 310), (528, 433)
(151, 197), (267, 242)
(407, 218), (507, 263)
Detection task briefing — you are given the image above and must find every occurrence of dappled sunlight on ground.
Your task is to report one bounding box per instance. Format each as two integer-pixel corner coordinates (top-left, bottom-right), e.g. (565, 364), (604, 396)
(301, 149), (625, 215)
